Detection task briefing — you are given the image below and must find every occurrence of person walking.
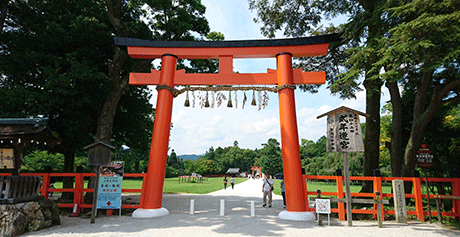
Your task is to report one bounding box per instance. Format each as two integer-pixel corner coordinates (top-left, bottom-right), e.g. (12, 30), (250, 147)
(230, 177), (235, 189)
(280, 179), (286, 208)
(262, 174), (274, 207)
(223, 177), (228, 190)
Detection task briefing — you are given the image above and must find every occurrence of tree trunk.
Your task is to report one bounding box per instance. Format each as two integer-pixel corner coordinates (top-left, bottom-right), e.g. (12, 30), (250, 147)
(61, 141), (75, 200)
(86, 47), (129, 197)
(361, 77), (383, 192)
(386, 80), (404, 177)
(401, 71), (434, 177)
(359, 1), (384, 193)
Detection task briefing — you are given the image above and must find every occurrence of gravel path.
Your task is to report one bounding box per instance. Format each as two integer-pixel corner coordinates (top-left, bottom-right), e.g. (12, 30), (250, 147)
(23, 178), (460, 237)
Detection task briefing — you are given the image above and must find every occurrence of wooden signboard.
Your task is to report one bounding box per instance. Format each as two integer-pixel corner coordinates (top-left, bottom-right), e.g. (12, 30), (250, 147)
(0, 148), (14, 169)
(318, 106), (366, 153)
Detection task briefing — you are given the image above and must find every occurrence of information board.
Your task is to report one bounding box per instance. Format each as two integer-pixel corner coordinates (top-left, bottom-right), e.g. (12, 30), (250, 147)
(96, 176), (123, 209)
(416, 144), (433, 168)
(326, 110), (364, 152)
(315, 199), (331, 214)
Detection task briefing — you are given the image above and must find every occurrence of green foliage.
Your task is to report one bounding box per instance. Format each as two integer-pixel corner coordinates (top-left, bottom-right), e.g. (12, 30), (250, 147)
(22, 150), (64, 172)
(165, 165), (179, 178)
(21, 150), (88, 173)
(0, 0), (111, 150)
(115, 148), (149, 173)
(258, 138), (283, 175)
(300, 136), (327, 159)
(423, 104), (460, 178)
(194, 159), (220, 175)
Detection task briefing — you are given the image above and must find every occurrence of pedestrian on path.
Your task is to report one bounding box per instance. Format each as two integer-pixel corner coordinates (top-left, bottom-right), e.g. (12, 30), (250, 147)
(230, 177), (235, 189)
(262, 174), (274, 207)
(223, 177), (228, 190)
(280, 179), (286, 208)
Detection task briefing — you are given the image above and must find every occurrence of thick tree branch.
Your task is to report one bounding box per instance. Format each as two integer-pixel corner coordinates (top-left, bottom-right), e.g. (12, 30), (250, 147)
(105, 0), (129, 36)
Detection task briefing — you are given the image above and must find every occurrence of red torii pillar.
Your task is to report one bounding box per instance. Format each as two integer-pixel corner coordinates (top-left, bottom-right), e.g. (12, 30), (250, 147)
(114, 34), (338, 220)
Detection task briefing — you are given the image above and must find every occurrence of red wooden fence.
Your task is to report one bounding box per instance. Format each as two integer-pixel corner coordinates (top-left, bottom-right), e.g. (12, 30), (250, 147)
(1, 172), (459, 221)
(303, 175), (460, 221)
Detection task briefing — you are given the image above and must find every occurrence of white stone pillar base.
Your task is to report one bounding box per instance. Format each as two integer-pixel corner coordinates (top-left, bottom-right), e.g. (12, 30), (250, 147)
(278, 211), (316, 221)
(132, 208), (169, 218)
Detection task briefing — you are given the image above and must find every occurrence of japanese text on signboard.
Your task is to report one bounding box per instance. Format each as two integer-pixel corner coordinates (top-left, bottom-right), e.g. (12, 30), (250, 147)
(416, 144), (433, 168)
(326, 111), (364, 152)
(97, 176), (122, 209)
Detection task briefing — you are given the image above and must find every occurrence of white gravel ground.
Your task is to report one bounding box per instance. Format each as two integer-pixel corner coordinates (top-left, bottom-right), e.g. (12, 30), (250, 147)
(23, 179), (460, 237)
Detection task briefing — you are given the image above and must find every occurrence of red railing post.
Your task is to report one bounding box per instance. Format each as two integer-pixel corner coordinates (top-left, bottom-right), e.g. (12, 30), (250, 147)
(373, 176), (384, 220)
(452, 179), (460, 219)
(70, 173), (84, 216)
(336, 175), (345, 220)
(413, 177), (425, 221)
(41, 173), (50, 198)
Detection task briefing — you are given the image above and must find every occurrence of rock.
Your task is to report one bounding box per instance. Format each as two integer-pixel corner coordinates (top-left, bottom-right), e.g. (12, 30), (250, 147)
(20, 202), (44, 220)
(28, 219), (52, 232)
(38, 199), (60, 225)
(0, 205), (29, 237)
(0, 199), (60, 236)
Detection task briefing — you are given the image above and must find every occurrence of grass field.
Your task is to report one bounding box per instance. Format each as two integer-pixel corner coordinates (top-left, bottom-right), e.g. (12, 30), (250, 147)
(271, 179), (392, 196)
(51, 177), (392, 196)
(51, 177), (247, 194)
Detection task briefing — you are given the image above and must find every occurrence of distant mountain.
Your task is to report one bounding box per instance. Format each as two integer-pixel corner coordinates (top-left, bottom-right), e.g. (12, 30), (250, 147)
(178, 154), (204, 161)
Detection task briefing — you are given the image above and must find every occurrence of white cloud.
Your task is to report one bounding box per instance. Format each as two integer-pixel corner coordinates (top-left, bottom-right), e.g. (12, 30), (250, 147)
(239, 117), (279, 133)
(144, 2), (392, 155)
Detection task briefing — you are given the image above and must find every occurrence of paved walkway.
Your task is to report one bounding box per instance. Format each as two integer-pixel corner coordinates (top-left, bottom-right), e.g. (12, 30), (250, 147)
(24, 179), (460, 237)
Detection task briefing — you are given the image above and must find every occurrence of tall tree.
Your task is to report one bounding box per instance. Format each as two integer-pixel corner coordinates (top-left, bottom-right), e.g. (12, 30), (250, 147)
(0, 0), (113, 175)
(377, 0), (460, 177)
(248, 0), (388, 191)
(99, 0), (210, 146)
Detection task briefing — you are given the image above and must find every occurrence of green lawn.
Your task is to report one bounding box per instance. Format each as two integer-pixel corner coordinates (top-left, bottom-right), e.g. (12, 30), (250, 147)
(53, 177), (391, 195)
(271, 179), (392, 197)
(163, 177), (246, 194)
(51, 177), (247, 194)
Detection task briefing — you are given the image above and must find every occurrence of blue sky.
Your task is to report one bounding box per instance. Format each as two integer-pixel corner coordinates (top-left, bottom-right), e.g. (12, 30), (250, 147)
(147, 1), (390, 155)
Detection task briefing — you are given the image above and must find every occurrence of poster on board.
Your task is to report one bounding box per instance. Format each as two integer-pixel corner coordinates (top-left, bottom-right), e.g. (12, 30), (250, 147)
(96, 161), (124, 209)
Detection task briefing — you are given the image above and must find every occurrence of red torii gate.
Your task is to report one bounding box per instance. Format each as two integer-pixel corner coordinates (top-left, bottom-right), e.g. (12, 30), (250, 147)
(114, 34), (339, 220)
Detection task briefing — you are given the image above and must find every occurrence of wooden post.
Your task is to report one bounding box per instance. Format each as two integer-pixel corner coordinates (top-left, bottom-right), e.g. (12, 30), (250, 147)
(376, 191), (383, 228)
(90, 165), (101, 224)
(424, 167), (432, 223)
(436, 199), (442, 224)
(343, 152), (353, 226)
(317, 190), (323, 226)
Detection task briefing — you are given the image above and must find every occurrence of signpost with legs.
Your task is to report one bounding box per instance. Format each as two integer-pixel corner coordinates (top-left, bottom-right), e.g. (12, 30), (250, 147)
(317, 107), (368, 226)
